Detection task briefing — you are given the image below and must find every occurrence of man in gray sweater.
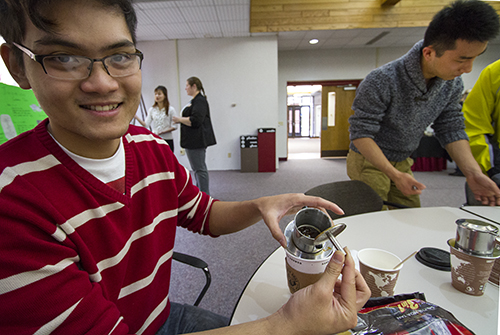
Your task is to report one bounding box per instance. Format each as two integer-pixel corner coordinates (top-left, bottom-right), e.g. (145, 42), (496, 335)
(348, 0), (500, 207)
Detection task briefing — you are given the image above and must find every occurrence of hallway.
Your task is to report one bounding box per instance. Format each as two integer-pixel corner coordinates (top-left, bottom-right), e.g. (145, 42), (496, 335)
(288, 137), (320, 159)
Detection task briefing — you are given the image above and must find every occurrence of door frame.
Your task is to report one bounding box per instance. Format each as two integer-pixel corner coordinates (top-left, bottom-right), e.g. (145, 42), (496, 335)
(286, 79), (362, 157)
(288, 80), (361, 87)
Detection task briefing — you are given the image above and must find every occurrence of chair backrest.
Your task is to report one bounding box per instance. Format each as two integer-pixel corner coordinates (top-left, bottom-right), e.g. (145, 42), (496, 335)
(305, 180), (384, 219)
(172, 252), (211, 306)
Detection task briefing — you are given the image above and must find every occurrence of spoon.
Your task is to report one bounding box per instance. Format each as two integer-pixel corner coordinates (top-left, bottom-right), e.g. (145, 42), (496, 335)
(314, 223), (347, 255)
(393, 250), (418, 269)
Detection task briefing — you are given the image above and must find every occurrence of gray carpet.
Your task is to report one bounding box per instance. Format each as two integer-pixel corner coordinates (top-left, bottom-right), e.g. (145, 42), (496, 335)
(169, 157), (467, 319)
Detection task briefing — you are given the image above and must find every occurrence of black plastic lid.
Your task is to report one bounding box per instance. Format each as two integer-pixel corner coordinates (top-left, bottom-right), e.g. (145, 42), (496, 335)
(416, 247), (451, 271)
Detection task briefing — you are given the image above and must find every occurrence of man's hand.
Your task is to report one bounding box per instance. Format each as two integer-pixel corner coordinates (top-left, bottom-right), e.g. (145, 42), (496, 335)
(445, 140), (500, 205)
(270, 249), (370, 335)
(467, 173), (500, 206)
(351, 138), (426, 196)
(392, 171), (426, 196)
(253, 194), (344, 248)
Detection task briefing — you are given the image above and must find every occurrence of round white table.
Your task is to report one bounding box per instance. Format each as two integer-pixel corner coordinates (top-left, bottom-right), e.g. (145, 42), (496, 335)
(230, 207), (499, 334)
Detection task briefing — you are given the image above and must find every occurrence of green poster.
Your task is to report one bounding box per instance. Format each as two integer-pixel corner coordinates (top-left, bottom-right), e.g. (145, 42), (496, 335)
(0, 82), (47, 145)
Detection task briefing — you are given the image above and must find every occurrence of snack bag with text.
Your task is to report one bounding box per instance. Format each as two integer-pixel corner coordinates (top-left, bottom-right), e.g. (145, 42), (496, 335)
(350, 298), (474, 335)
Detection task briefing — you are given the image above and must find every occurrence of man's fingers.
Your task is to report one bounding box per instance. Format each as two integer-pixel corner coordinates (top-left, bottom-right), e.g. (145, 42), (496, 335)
(316, 250), (345, 295)
(408, 181), (426, 195)
(266, 219), (287, 248)
(338, 248), (358, 305)
(479, 195), (496, 206)
(300, 195), (344, 216)
(417, 182), (426, 190)
(320, 200), (345, 215)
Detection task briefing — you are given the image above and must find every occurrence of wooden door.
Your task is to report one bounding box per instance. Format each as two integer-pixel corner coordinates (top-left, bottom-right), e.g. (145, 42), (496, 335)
(320, 86), (357, 157)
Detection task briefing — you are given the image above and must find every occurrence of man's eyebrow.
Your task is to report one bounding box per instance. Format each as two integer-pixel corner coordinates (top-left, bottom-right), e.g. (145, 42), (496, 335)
(33, 37), (135, 52)
(105, 41), (136, 51)
(459, 46), (488, 59)
(34, 37), (80, 49)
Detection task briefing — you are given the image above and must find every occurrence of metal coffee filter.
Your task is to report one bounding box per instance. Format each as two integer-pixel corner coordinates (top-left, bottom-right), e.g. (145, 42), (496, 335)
(455, 219), (498, 256)
(285, 207), (347, 260)
(291, 208), (333, 254)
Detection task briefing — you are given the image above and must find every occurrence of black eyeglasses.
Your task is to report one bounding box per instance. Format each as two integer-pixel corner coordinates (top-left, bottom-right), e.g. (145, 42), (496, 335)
(13, 42), (144, 80)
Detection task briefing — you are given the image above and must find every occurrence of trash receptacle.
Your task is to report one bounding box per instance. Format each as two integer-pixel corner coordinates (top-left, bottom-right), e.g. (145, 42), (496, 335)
(240, 135), (258, 172)
(258, 128), (276, 172)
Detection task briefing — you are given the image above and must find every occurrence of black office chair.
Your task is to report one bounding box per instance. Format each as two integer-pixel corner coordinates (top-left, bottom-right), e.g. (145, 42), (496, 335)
(172, 252), (211, 306)
(305, 180), (409, 220)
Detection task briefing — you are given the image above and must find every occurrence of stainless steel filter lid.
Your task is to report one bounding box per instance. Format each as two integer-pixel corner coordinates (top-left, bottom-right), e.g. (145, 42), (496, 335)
(455, 219), (499, 255)
(284, 220), (333, 260)
(456, 219), (498, 234)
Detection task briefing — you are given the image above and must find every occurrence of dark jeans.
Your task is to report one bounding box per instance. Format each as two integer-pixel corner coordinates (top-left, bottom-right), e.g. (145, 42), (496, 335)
(186, 148), (210, 195)
(165, 139), (174, 152)
(156, 302), (229, 335)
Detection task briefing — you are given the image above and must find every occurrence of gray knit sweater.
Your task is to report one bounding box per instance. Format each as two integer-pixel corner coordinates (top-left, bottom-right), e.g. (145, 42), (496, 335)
(349, 40), (468, 162)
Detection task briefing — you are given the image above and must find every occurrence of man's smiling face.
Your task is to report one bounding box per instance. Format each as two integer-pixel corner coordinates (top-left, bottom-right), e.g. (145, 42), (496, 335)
(15, 0), (142, 158)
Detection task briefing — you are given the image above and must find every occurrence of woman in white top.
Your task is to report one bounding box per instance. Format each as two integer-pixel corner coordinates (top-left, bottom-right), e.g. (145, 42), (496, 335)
(135, 85), (177, 151)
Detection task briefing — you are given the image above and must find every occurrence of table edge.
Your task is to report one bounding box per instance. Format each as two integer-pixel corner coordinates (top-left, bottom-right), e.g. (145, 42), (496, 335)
(229, 246), (282, 325)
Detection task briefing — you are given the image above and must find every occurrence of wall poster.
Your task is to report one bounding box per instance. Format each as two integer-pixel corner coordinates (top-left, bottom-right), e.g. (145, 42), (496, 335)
(0, 83), (46, 145)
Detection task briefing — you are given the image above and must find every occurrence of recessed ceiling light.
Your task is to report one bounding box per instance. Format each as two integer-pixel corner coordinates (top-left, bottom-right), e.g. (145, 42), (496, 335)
(309, 38), (319, 45)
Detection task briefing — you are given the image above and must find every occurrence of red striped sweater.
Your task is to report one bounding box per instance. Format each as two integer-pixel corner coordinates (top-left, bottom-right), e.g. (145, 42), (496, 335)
(0, 119), (216, 334)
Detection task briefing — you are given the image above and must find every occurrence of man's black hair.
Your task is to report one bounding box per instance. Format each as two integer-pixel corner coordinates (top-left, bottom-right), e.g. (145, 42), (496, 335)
(424, 0), (500, 55)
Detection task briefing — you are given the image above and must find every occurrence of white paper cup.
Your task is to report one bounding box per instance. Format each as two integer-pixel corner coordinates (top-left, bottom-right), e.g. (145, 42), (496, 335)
(358, 248), (403, 297)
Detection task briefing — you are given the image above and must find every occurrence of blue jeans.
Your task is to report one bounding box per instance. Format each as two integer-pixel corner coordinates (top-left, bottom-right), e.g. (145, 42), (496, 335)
(186, 148), (210, 195)
(156, 302), (229, 335)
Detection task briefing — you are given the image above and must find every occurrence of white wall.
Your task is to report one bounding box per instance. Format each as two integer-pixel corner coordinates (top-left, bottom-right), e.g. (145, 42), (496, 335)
(136, 40), (179, 116)
(3, 34), (498, 170)
(277, 44), (500, 159)
(0, 37), (19, 86)
(137, 36), (279, 170)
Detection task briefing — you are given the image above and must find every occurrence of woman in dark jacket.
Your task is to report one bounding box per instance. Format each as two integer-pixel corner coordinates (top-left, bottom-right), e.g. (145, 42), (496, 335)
(173, 77), (216, 194)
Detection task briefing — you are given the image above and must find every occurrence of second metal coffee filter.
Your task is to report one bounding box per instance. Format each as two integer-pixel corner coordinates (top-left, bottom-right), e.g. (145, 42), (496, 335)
(455, 219), (498, 256)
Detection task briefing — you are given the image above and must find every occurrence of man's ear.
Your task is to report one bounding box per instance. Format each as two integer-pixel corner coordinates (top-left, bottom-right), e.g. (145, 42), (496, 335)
(1, 43), (32, 89)
(421, 45), (436, 62)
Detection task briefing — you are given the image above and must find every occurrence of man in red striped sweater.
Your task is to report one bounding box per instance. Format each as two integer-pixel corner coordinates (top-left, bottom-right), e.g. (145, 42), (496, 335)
(0, 1), (370, 334)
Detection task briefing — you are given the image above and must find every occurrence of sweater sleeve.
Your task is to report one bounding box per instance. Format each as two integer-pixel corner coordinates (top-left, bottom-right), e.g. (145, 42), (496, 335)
(172, 153), (218, 236)
(349, 69), (393, 141)
(463, 64), (498, 174)
(431, 79), (468, 147)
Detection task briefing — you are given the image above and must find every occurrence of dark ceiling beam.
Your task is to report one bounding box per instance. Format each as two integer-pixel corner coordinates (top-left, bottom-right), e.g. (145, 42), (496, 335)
(380, 0), (401, 6)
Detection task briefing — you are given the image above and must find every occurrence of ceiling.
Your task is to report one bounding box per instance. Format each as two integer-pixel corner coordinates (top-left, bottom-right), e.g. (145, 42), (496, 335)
(132, 0), (500, 51)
